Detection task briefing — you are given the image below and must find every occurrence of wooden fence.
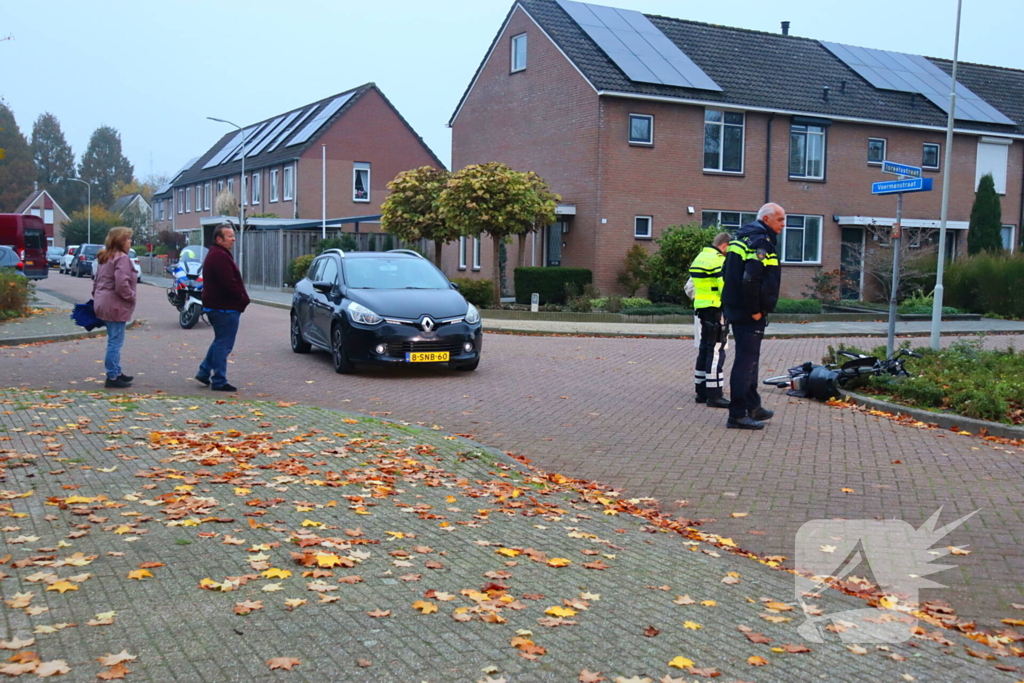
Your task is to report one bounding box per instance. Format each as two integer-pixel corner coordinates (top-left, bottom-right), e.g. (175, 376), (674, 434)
(235, 230), (431, 289)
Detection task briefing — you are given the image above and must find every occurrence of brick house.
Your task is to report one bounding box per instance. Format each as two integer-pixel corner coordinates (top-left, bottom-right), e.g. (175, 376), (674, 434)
(448, 0), (1023, 299)
(152, 83), (444, 244)
(15, 189), (70, 247)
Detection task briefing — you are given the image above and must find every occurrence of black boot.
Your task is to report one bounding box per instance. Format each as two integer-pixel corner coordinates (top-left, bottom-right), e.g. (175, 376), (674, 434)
(706, 396), (731, 409)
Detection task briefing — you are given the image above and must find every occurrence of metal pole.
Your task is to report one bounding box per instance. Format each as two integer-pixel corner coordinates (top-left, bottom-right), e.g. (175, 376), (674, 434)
(207, 117), (246, 280)
(887, 193), (903, 357)
(930, 0), (963, 350)
(322, 145), (326, 241)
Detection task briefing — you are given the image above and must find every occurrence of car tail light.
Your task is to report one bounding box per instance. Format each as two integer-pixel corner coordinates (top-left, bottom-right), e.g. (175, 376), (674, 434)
(80, 255), (86, 261)
(17, 261), (24, 271)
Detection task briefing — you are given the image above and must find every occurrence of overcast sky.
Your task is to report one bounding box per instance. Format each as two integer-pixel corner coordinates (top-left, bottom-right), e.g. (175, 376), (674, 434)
(3, 0), (1021, 181)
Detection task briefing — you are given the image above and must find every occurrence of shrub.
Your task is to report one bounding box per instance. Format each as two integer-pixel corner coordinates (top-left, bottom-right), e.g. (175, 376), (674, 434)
(621, 304), (694, 316)
(565, 282), (598, 312)
(774, 298), (821, 314)
(287, 254), (315, 287)
(514, 267), (592, 305)
(647, 281), (683, 305)
(318, 235), (358, 253)
(945, 253), (1024, 318)
(621, 297), (651, 308)
(616, 244), (651, 296)
(803, 268), (840, 302)
(603, 295), (623, 313)
(451, 278), (492, 307)
(897, 291), (959, 315)
(0, 270), (30, 319)
(647, 223), (720, 302)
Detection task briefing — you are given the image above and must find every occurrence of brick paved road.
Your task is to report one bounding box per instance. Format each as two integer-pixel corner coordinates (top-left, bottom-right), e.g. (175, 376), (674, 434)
(5, 275), (1024, 630)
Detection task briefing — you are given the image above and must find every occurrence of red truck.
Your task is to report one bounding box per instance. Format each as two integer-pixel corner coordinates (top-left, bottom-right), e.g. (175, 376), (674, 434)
(0, 214), (48, 279)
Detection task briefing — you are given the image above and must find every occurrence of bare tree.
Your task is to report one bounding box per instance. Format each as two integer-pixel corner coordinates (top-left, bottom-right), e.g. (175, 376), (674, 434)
(845, 223), (938, 302)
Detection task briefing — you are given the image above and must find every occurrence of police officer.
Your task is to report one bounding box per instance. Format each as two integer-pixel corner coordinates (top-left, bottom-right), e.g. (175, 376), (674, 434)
(691, 232), (732, 408)
(721, 203), (784, 430)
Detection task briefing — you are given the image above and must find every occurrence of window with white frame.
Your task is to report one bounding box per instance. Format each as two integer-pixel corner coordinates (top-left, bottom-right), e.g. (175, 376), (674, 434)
(204, 182), (211, 210)
(458, 237), (467, 270)
(922, 143), (941, 170)
(196, 185), (202, 211)
(1002, 225), (1016, 252)
(186, 187), (191, 212)
(868, 138), (886, 165)
(251, 172), (260, 205)
(270, 169), (279, 202)
(703, 110), (744, 173)
(177, 190), (183, 214)
(790, 123), (826, 179)
(634, 216), (652, 239)
(283, 166), (293, 200)
(217, 179), (224, 195)
(44, 209), (53, 224)
(241, 175), (247, 206)
(628, 114), (653, 145)
(511, 33), (527, 72)
(781, 215), (822, 264)
(701, 210), (757, 232)
(353, 162), (370, 202)
(472, 237), (481, 270)
(228, 178), (234, 195)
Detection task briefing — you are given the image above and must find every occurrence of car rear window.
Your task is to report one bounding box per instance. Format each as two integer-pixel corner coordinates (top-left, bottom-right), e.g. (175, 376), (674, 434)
(82, 245), (101, 256)
(23, 229), (46, 250)
(0, 247), (18, 267)
(343, 258), (449, 289)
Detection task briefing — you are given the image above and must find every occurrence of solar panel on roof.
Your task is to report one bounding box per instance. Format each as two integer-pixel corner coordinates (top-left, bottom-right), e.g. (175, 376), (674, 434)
(227, 121), (269, 162)
(287, 92), (355, 147)
(239, 116), (284, 159)
(246, 113), (295, 157)
(556, 0), (722, 92)
(820, 41), (1014, 126)
(267, 106), (317, 152)
(202, 130), (246, 169)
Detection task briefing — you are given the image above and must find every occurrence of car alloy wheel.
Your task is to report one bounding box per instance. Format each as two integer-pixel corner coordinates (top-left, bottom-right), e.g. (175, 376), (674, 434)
(290, 314), (311, 354)
(331, 325), (355, 374)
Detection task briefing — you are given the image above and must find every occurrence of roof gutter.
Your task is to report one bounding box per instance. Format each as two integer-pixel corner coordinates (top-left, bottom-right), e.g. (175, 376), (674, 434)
(765, 112), (775, 204)
(596, 90), (1024, 140)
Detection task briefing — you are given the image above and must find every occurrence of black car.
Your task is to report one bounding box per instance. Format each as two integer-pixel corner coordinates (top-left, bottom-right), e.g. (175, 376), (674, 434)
(290, 249), (482, 373)
(0, 245), (26, 277)
(46, 246), (64, 267)
(71, 243), (101, 277)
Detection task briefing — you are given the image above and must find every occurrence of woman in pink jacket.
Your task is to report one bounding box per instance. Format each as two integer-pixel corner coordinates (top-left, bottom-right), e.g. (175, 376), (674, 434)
(92, 227), (137, 389)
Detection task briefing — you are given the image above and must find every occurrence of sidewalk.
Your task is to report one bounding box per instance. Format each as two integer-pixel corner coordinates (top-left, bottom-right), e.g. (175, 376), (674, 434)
(0, 389), (1017, 682)
(0, 289), (108, 346)
(138, 275), (1024, 339)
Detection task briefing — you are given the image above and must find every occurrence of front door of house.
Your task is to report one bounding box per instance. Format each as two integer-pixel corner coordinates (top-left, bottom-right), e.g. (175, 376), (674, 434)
(839, 227), (863, 300)
(545, 223), (563, 266)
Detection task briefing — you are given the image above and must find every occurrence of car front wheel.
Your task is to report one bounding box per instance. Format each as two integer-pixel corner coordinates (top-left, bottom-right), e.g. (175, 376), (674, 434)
(290, 313), (311, 354)
(331, 325), (355, 374)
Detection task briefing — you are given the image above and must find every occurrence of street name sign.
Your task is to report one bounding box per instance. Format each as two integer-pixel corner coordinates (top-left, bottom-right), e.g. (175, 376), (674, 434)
(871, 177), (933, 195)
(882, 160), (923, 178)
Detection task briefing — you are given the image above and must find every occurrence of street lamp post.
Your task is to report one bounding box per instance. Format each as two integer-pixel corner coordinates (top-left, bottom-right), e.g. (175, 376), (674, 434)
(66, 177), (91, 243)
(207, 117), (247, 279)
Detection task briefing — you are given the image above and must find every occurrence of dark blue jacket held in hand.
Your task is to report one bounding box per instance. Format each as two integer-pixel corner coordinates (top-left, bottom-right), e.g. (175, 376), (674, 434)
(721, 220), (781, 324)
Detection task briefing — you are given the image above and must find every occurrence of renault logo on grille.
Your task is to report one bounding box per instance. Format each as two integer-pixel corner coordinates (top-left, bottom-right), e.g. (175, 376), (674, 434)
(420, 316), (435, 333)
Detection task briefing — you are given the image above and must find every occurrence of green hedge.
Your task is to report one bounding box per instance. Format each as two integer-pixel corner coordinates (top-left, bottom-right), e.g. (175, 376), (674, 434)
(944, 253), (1024, 318)
(450, 278), (492, 307)
(514, 267), (592, 305)
(775, 298), (822, 314)
(287, 254), (315, 287)
(621, 304), (694, 316)
(0, 270), (30, 320)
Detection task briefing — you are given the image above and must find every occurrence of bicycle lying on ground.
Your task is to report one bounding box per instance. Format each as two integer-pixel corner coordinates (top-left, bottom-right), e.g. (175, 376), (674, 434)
(763, 348), (922, 401)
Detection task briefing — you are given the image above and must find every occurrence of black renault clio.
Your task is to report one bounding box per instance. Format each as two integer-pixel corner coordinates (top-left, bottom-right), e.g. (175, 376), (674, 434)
(290, 249), (482, 373)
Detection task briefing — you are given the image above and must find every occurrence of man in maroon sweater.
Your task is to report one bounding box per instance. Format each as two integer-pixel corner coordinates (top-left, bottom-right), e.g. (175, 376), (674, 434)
(196, 224), (250, 392)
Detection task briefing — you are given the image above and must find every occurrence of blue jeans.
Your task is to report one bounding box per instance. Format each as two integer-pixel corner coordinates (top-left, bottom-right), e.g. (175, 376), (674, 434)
(104, 321), (127, 380)
(198, 310), (241, 388)
(729, 319), (767, 419)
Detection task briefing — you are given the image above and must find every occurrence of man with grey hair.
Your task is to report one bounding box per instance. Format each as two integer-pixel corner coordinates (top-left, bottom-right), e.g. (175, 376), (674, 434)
(720, 203), (785, 429)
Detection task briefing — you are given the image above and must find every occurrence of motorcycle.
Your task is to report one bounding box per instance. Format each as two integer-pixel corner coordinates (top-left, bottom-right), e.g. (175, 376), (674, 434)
(166, 245), (207, 329)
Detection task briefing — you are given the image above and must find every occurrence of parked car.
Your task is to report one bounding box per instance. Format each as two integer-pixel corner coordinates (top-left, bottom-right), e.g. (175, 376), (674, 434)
(0, 213), (47, 279)
(70, 243), (101, 277)
(0, 245), (26, 277)
(290, 249), (482, 373)
(93, 247), (141, 282)
(60, 245), (79, 274)
(46, 246), (64, 267)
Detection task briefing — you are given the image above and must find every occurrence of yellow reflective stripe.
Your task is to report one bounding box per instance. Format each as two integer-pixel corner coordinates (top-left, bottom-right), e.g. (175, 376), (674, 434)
(763, 257), (779, 266)
(727, 243), (751, 257)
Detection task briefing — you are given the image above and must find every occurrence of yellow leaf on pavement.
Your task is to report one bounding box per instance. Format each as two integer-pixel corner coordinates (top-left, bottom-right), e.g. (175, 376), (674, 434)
(668, 656), (694, 669)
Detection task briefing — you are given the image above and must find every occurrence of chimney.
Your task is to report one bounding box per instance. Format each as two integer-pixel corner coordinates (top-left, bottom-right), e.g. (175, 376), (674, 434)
(781, 21), (790, 35)
(823, 85), (830, 102)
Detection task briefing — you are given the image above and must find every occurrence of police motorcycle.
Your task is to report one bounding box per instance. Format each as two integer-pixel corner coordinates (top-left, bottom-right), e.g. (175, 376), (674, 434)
(166, 245), (207, 329)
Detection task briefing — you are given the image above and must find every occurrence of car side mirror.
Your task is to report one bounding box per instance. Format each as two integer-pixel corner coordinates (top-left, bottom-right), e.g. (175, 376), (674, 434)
(312, 281), (334, 294)
(449, 282), (460, 291)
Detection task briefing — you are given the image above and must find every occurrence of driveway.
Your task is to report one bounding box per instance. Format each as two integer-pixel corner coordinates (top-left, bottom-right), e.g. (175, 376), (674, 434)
(5, 274), (1023, 630)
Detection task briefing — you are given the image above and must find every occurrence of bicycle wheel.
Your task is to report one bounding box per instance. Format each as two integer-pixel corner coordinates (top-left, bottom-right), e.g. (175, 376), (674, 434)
(762, 375), (792, 388)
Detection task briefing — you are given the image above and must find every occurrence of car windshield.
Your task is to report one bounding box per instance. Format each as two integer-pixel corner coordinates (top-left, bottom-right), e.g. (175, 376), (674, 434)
(178, 245), (207, 264)
(48, 247), (63, 257)
(129, 249), (137, 258)
(343, 258), (449, 289)
(82, 245), (101, 256)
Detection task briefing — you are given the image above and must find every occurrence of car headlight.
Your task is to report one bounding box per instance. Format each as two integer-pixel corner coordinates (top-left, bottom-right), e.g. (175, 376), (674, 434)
(465, 303), (481, 325)
(347, 302), (382, 325)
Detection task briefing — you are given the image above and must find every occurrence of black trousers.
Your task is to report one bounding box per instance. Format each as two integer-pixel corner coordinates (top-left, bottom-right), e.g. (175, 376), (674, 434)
(728, 318), (767, 419)
(694, 307), (728, 398)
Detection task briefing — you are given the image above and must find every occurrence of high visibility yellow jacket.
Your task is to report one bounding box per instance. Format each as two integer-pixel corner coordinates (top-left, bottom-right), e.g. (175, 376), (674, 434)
(721, 221), (781, 323)
(689, 246), (725, 309)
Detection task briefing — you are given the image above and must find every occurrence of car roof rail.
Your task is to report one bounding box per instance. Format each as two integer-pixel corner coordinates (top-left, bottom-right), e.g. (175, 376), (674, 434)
(322, 248), (345, 258)
(386, 249), (424, 258)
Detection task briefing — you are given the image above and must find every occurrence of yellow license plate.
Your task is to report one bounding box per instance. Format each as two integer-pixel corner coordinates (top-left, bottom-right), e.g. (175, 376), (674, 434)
(406, 351), (449, 363)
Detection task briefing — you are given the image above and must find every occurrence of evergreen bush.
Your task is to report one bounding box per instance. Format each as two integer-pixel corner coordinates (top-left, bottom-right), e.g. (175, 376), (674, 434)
(450, 278), (492, 307)
(514, 267), (592, 305)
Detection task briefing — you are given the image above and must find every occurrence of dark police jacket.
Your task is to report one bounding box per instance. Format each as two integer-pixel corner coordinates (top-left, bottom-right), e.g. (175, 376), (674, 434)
(721, 220), (781, 324)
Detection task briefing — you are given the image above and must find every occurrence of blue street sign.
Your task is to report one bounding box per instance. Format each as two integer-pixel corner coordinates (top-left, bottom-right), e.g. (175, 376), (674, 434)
(871, 177), (933, 195)
(882, 160), (923, 178)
